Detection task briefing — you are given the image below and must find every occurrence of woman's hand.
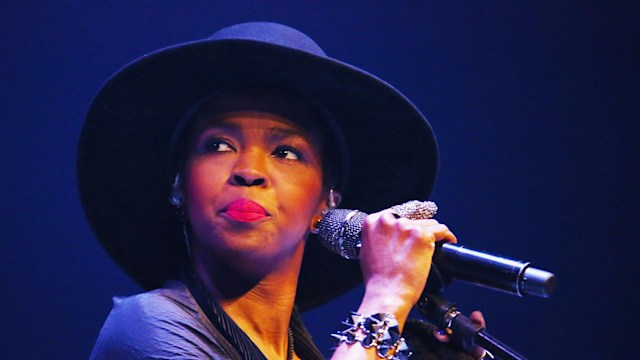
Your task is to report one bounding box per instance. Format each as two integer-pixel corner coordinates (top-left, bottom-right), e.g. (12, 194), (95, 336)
(331, 210), (458, 359)
(356, 210), (457, 328)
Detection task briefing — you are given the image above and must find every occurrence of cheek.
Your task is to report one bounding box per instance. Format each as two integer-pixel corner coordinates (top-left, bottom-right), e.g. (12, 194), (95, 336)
(184, 160), (226, 214)
(279, 169), (325, 219)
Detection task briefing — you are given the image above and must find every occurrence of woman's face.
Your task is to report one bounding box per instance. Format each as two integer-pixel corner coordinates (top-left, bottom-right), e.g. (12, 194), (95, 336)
(183, 110), (326, 273)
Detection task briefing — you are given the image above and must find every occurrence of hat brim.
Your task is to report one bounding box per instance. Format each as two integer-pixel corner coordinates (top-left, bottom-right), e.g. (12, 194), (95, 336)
(78, 37), (438, 310)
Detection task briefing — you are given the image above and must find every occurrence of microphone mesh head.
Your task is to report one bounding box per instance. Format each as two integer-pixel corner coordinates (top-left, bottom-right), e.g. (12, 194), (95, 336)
(317, 209), (366, 259)
(316, 201), (437, 260)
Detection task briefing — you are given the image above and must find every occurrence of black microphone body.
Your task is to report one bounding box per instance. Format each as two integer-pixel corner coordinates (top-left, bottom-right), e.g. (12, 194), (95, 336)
(317, 207), (555, 298)
(433, 243), (555, 297)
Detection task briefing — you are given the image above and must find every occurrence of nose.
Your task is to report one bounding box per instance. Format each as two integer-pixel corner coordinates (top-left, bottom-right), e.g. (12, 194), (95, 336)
(231, 172), (266, 186)
(229, 149), (267, 187)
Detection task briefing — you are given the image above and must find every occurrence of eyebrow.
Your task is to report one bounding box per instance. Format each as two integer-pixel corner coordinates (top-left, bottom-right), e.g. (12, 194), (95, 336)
(199, 122), (311, 144)
(266, 126), (309, 143)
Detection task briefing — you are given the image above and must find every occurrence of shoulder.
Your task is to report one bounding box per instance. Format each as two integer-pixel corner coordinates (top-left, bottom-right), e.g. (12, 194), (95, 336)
(90, 280), (227, 359)
(108, 280), (200, 322)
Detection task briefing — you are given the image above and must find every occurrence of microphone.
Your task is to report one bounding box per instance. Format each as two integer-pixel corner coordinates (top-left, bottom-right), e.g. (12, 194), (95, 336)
(316, 201), (556, 298)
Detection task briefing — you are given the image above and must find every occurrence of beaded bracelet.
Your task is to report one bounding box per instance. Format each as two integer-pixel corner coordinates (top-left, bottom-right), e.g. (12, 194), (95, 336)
(332, 312), (412, 360)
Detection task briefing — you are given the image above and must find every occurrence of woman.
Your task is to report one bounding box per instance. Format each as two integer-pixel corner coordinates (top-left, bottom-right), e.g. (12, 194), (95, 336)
(79, 22), (486, 359)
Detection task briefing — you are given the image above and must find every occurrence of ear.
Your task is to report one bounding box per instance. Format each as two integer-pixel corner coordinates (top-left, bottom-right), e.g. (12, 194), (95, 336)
(309, 188), (342, 234)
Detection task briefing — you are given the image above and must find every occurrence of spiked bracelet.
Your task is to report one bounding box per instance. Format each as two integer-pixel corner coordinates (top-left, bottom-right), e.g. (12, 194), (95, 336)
(332, 312), (412, 360)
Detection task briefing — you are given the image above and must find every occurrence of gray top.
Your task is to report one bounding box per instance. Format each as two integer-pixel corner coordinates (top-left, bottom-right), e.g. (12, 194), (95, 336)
(90, 280), (238, 360)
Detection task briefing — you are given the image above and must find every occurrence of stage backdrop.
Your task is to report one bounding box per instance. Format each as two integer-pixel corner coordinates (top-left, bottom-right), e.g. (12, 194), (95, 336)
(1, 1), (637, 359)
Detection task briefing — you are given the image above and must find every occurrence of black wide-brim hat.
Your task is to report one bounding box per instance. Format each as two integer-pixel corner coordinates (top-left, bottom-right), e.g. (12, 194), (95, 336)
(78, 22), (438, 310)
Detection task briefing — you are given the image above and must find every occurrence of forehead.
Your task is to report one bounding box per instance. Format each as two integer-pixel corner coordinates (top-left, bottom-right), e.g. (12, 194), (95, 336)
(168, 85), (343, 184)
(192, 111), (317, 145)
(193, 86), (325, 135)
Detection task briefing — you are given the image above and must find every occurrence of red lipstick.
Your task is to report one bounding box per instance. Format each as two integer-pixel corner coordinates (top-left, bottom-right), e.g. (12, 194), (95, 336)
(223, 199), (269, 222)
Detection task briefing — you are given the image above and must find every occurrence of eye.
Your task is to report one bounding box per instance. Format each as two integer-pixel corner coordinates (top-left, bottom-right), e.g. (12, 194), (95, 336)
(272, 146), (303, 161)
(203, 138), (235, 153)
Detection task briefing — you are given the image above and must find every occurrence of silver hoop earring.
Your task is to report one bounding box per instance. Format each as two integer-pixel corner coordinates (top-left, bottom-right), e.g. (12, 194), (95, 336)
(169, 174), (183, 208)
(327, 188), (341, 209)
(170, 174), (190, 256)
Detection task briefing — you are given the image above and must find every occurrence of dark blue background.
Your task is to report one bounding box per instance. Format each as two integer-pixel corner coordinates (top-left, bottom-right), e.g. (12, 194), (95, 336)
(1, 1), (638, 359)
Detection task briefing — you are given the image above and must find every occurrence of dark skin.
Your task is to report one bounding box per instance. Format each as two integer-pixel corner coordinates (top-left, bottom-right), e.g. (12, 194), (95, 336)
(183, 111), (325, 359)
(178, 90), (486, 359)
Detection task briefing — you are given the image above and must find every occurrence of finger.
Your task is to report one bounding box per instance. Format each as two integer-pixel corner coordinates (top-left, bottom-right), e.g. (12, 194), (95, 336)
(469, 311), (486, 328)
(432, 328), (451, 343)
(434, 223), (457, 244)
(393, 217), (458, 244)
(413, 221), (457, 244)
(467, 311), (487, 359)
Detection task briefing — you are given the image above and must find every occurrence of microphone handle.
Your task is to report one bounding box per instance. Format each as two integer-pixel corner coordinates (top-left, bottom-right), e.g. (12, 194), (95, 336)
(435, 243), (556, 298)
(316, 207), (556, 298)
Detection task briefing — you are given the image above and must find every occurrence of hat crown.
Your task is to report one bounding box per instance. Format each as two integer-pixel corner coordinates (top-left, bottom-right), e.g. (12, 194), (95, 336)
(81, 21), (436, 310)
(209, 22), (327, 57)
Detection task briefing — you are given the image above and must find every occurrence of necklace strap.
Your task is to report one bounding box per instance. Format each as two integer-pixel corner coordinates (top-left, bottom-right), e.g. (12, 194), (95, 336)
(183, 271), (267, 360)
(182, 269), (326, 359)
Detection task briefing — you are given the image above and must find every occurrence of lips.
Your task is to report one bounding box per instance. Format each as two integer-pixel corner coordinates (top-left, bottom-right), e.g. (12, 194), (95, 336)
(222, 199), (269, 222)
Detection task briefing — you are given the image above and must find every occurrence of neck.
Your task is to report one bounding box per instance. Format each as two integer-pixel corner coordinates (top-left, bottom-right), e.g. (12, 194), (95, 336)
(192, 241), (304, 359)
